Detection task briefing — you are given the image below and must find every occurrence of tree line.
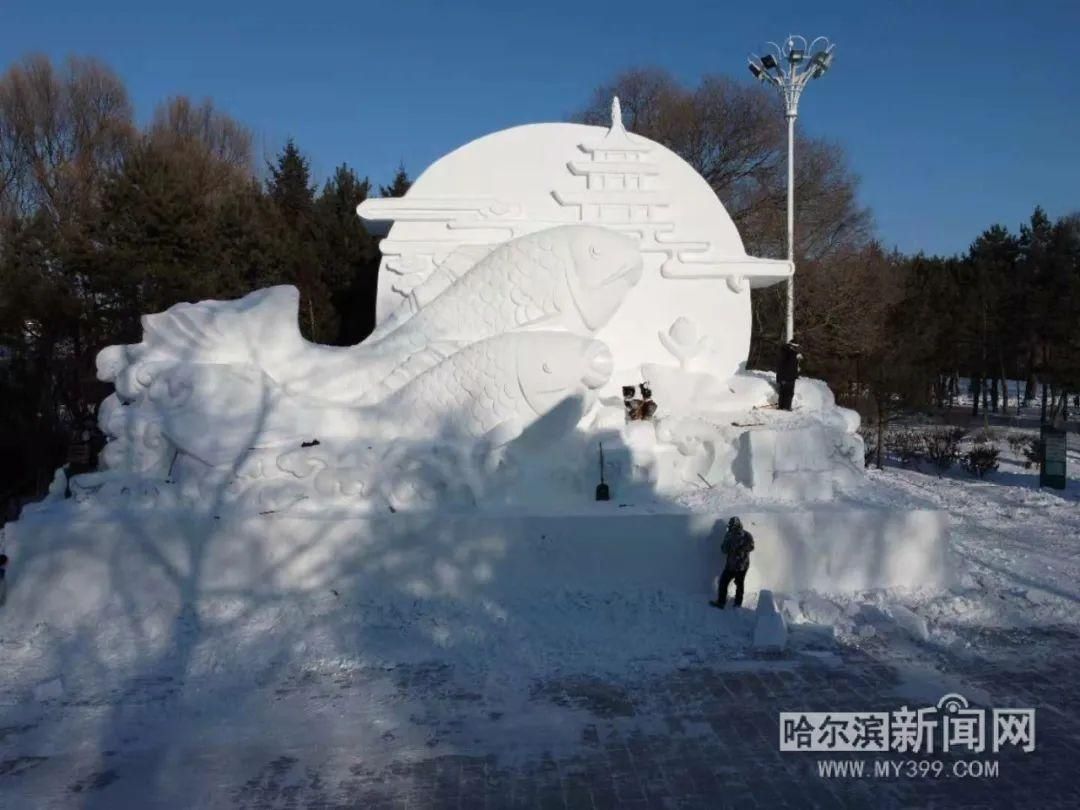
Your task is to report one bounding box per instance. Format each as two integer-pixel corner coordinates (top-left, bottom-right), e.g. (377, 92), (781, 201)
(879, 210), (1079, 418)
(0, 55), (406, 510)
(1, 57), (1077, 518)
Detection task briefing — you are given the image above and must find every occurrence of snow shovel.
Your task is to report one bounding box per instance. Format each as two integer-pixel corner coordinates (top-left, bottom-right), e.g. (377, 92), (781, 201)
(595, 442), (610, 501)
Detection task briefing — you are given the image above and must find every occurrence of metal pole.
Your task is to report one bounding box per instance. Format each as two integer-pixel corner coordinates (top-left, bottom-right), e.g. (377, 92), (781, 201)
(785, 111), (796, 343)
(749, 36), (833, 344)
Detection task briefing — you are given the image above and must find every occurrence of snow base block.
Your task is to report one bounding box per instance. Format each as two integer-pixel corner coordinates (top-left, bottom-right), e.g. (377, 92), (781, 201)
(5, 505), (950, 609)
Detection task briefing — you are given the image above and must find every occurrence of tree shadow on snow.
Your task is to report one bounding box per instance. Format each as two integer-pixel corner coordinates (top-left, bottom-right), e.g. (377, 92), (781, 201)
(0, 370), (753, 807)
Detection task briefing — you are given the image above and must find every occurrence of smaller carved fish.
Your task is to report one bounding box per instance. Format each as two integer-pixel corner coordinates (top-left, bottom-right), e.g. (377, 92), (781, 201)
(103, 332), (614, 468)
(362, 331), (615, 444)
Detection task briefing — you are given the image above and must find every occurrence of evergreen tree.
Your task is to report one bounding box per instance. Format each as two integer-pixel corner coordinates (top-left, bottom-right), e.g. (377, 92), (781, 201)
(379, 163), (412, 198)
(1040, 213), (1080, 412)
(900, 254), (965, 408)
(1017, 207), (1056, 404)
(964, 225), (1018, 414)
(267, 139), (316, 225)
(315, 164), (380, 343)
(267, 139), (334, 342)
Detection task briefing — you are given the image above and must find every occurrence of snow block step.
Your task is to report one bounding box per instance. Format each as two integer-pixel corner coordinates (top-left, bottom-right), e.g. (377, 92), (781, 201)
(753, 589), (787, 651)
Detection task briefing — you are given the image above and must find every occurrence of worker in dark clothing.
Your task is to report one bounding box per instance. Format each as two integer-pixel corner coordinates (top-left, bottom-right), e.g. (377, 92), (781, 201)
(0, 553), (7, 607)
(639, 383), (657, 420)
(710, 517), (754, 609)
(623, 382), (658, 421)
(776, 341), (802, 411)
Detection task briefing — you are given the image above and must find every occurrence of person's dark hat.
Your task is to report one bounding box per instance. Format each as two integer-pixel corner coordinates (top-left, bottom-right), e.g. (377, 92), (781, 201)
(622, 385), (636, 398)
(728, 516), (741, 530)
(0, 554), (8, 565)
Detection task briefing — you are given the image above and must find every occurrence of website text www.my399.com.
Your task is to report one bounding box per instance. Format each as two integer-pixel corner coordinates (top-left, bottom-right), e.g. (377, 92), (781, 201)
(817, 759), (1000, 779)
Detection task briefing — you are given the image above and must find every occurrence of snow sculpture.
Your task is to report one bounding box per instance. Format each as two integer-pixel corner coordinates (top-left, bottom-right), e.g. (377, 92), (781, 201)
(81, 99), (865, 513)
(358, 97), (791, 386)
(99, 326), (614, 467)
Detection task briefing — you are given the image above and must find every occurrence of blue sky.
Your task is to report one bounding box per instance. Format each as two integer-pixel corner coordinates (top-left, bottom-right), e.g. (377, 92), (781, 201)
(3, 0), (1078, 257)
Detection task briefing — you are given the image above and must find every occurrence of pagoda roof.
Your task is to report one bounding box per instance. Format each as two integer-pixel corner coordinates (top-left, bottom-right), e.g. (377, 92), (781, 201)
(580, 97), (653, 154)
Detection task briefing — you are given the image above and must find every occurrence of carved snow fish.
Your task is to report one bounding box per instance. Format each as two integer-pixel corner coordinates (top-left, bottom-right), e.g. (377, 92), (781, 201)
(366, 330), (614, 444)
(284, 224), (642, 402)
(99, 225), (641, 408)
(107, 331), (614, 467)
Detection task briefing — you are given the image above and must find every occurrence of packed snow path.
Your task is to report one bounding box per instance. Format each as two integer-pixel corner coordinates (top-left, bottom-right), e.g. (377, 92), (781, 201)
(2, 620), (1078, 808)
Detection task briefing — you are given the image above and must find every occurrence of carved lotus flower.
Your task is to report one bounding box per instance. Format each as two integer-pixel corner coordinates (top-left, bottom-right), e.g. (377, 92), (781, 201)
(659, 317), (708, 369)
(668, 317), (698, 347)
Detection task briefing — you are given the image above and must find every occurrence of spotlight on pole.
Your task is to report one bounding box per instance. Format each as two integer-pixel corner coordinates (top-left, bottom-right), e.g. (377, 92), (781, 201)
(810, 50), (833, 78)
(745, 34), (835, 344)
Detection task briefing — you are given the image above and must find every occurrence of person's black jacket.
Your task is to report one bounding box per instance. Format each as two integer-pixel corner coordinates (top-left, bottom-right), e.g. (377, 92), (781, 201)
(721, 528), (754, 572)
(777, 343), (800, 385)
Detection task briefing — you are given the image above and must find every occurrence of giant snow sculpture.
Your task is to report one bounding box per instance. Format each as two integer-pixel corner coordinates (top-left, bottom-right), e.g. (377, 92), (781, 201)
(84, 99), (864, 513)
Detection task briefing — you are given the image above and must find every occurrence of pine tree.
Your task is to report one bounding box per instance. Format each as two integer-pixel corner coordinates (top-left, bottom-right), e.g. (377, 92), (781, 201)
(267, 139), (333, 341)
(965, 225), (1018, 414)
(267, 139), (316, 226)
(379, 163), (412, 198)
(1018, 207), (1055, 404)
(315, 164), (380, 343)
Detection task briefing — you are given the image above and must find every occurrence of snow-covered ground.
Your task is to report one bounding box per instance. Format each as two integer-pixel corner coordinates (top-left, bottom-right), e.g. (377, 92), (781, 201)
(676, 425), (1080, 668)
(0, 427), (1077, 807)
(828, 430), (1080, 716)
(952, 376), (1072, 411)
(855, 429), (1079, 636)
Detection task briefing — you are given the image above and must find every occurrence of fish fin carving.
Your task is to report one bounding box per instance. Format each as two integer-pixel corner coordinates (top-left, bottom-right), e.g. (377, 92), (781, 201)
(370, 244), (496, 341)
(138, 286), (303, 366)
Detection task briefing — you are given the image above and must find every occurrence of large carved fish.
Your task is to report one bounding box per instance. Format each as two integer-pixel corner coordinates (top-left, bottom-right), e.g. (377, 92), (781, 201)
(103, 332), (614, 467)
(283, 224), (642, 403)
(99, 225), (641, 408)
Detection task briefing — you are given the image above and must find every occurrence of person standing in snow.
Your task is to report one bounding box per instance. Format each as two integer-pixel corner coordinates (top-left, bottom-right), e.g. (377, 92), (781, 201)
(0, 553), (8, 607)
(776, 341), (802, 411)
(710, 517), (754, 609)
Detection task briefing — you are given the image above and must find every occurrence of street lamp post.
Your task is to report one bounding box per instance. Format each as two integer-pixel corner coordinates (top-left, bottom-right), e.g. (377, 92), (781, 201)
(748, 36), (835, 343)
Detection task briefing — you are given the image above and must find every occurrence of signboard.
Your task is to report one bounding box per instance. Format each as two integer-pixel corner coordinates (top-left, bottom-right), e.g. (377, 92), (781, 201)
(1039, 426), (1068, 490)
